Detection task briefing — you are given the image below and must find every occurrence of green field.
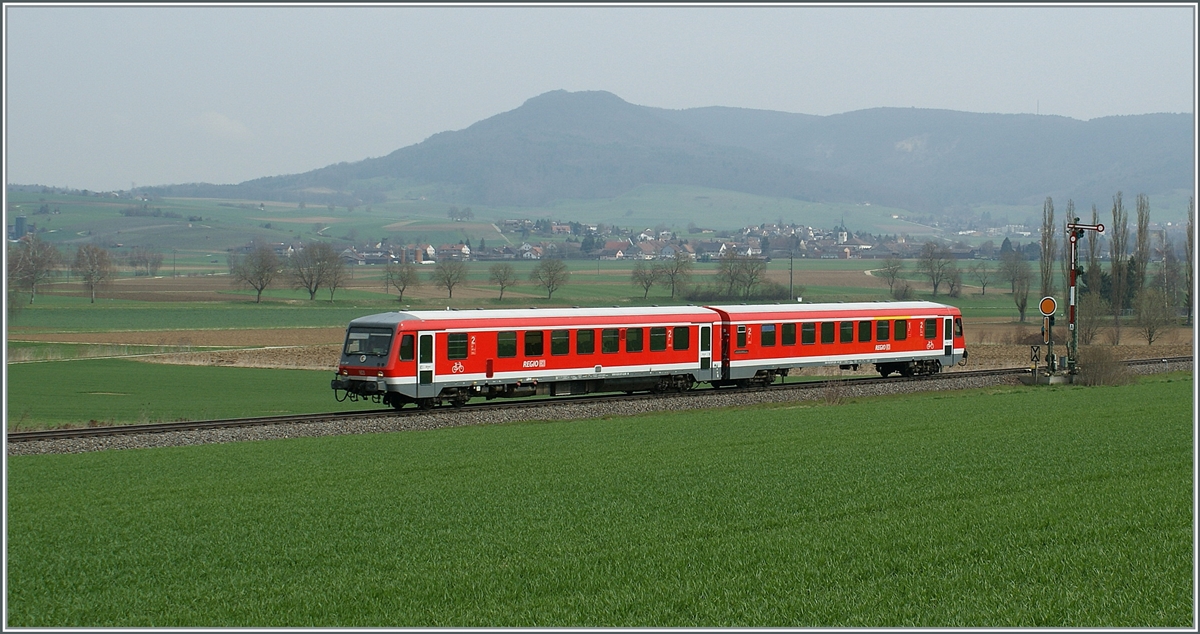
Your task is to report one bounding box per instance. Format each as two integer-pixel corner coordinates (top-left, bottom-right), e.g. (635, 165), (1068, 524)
(6, 359), (336, 428)
(6, 374), (1193, 627)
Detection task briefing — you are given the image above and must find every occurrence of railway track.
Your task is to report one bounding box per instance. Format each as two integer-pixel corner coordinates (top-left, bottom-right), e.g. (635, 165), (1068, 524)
(7, 357), (1190, 445)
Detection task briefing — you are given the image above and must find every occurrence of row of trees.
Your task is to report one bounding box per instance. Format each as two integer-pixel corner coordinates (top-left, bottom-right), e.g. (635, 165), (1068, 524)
(7, 236), (123, 311)
(381, 258), (573, 302)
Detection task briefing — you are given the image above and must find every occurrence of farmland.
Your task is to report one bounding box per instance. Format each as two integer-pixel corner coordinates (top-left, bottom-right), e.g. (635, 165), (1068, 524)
(5, 374), (1192, 627)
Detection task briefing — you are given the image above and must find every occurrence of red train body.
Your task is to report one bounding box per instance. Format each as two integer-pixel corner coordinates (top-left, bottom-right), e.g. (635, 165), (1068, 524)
(331, 301), (967, 409)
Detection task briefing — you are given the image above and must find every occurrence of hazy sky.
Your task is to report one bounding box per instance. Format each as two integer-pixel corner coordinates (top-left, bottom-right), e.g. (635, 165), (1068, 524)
(4, 3), (1196, 192)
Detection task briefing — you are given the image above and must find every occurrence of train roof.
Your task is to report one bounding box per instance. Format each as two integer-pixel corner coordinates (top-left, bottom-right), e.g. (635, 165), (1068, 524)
(707, 301), (958, 315)
(347, 305), (716, 328)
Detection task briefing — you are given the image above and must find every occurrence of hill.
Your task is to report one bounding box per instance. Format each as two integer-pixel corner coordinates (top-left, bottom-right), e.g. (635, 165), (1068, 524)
(140, 90), (1194, 215)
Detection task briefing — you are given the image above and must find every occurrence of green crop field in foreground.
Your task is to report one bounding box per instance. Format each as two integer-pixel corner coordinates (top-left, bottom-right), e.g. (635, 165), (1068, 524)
(6, 374), (1193, 627)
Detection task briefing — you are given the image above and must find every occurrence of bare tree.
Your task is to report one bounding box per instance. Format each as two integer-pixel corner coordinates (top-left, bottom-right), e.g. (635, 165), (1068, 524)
(999, 249), (1025, 294)
(9, 234), (61, 303)
(324, 254), (349, 302)
(530, 258), (570, 299)
(385, 260), (421, 302)
(654, 249), (693, 298)
(488, 262), (518, 300)
(631, 260), (661, 299)
(1109, 192), (1129, 343)
(916, 241), (956, 297)
(1039, 197), (1056, 299)
(1085, 203), (1102, 295)
(1134, 193), (1151, 295)
(1077, 291), (1109, 345)
(968, 261), (994, 296)
(878, 256), (904, 293)
(288, 241), (340, 300)
(1059, 199), (1074, 298)
(228, 244), (279, 303)
(1012, 259), (1032, 322)
(1134, 287), (1174, 346)
(71, 244), (116, 303)
(127, 246), (164, 277)
(431, 259), (468, 298)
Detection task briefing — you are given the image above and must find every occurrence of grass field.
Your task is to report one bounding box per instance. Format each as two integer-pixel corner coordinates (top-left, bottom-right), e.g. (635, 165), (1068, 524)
(6, 359), (335, 428)
(5, 373), (1193, 627)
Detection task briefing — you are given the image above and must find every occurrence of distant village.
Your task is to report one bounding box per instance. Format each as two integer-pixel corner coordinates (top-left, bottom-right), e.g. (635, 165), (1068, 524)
(228, 218), (1045, 266)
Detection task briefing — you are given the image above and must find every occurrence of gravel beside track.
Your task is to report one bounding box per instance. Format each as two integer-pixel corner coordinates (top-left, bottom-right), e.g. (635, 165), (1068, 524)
(11, 358), (1191, 457)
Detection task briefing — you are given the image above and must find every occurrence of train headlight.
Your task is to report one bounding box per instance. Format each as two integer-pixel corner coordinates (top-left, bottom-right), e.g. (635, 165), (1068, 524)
(341, 369), (348, 375)
(377, 371), (384, 377)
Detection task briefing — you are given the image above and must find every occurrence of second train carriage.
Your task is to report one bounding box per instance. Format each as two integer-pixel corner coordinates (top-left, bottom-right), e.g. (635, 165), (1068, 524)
(331, 301), (967, 408)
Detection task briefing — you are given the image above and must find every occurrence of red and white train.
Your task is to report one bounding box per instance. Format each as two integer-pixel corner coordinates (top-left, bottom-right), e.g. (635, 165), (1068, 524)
(332, 301), (967, 409)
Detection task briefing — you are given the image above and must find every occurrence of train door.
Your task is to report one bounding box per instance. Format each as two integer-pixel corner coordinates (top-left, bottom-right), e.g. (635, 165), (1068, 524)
(700, 325), (712, 375)
(720, 325), (731, 382)
(417, 332), (436, 398)
(943, 318), (953, 358)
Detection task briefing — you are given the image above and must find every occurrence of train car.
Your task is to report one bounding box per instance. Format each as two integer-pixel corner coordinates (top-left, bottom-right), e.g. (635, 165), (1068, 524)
(332, 301), (967, 409)
(331, 306), (719, 409)
(707, 301), (966, 383)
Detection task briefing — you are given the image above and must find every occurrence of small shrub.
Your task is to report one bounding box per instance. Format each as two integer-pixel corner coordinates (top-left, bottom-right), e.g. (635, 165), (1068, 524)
(1075, 345), (1133, 386)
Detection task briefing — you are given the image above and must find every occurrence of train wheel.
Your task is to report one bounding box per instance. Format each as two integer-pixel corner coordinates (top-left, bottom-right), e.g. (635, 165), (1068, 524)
(878, 368), (892, 378)
(418, 398), (435, 410)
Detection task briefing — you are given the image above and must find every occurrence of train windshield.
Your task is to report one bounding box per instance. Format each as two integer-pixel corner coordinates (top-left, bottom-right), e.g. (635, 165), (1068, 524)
(343, 327), (394, 357)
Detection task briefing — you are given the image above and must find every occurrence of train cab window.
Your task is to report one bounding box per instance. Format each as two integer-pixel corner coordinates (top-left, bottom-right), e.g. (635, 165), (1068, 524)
(858, 320), (872, 342)
(497, 331), (517, 358)
(602, 329), (620, 353)
(399, 334), (415, 361)
(447, 333), (468, 360)
(782, 323), (797, 346)
(344, 327), (394, 357)
(551, 330), (570, 356)
(736, 325), (747, 348)
(524, 331), (544, 356)
(701, 326), (711, 352)
(650, 327), (668, 351)
(577, 329), (595, 354)
(954, 318), (963, 338)
(801, 323), (816, 345)
(673, 326), (690, 351)
(876, 320), (890, 342)
(840, 321), (854, 344)
(924, 318), (938, 340)
(894, 320), (907, 341)
(626, 327), (643, 353)
(761, 324), (776, 347)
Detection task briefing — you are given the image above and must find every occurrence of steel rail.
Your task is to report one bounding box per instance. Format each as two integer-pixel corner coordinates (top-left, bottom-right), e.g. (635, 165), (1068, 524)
(7, 357), (1190, 444)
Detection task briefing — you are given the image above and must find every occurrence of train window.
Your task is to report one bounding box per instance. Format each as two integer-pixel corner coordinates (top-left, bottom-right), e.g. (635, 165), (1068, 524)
(955, 318), (963, 337)
(497, 331), (517, 358)
(551, 330), (570, 356)
(894, 320), (907, 341)
(650, 327), (668, 351)
(761, 324), (776, 347)
(447, 333), (468, 360)
(419, 335), (433, 364)
(602, 329), (620, 353)
(924, 318), (938, 340)
(524, 331), (544, 356)
(701, 326), (711, 352)
(344, 327), (393, 357)
(673, 326), (690, 351)
(626, 327), (643, 353)
(858, 320), (872, 342)
(577, 329), (595, 354)
(399, 334), (414, 361)
(782, 323), (796, 346)
(820, 322), (835, 344)
(737, 325), (747, 348)
(876, 320), (890, 342)
(840, 321), (854, 344)
(801, 323), (816, 345)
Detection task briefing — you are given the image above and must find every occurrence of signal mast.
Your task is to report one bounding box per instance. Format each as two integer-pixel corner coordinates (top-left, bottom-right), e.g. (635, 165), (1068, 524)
(1064, 217), (1104, 373)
